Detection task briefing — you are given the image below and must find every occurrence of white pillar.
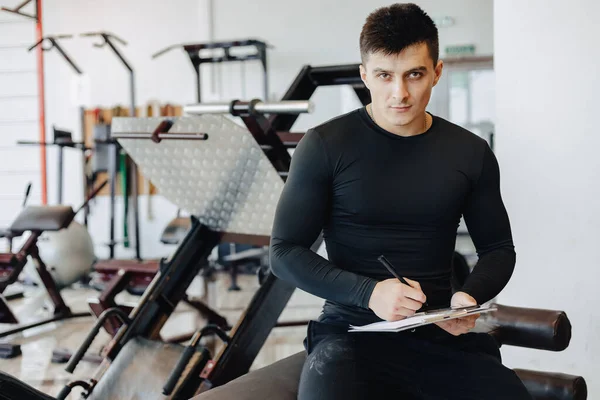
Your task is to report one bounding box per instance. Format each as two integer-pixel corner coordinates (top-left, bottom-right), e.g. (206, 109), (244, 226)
(494, 1), (600, 396)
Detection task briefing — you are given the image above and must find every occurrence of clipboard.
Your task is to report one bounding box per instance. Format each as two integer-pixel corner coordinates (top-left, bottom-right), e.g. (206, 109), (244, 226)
(348, 304), (496, 333)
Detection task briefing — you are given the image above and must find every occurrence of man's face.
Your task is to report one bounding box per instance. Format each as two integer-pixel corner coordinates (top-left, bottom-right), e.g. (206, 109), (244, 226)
(360, 43), (443, 133)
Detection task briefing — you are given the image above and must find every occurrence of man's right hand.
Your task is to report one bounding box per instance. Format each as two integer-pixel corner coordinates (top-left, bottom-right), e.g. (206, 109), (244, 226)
(368, 278), (427, 322)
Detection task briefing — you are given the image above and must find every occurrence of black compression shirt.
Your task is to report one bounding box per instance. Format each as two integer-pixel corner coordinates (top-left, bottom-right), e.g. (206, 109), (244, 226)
(269, 107), (516, 326)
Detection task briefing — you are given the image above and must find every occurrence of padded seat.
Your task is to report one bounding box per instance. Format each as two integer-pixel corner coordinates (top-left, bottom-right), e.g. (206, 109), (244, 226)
(194, 351), (305, 400)
(93, 259), (159, 274)
(9, 206), (75, 234)
(193, 350), (588, 400)
(87, 337), (208, 400)
(0, 370), (56, 400)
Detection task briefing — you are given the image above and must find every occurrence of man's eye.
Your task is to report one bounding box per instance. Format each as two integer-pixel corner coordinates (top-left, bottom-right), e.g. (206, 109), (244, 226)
(409, 72), (423, 78)
(378, 73), (390, 79)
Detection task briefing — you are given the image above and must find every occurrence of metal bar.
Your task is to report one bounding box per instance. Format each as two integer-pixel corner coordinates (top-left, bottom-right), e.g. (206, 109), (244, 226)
(103, 35), (133, 73)
(65, 307), (131, 373)
(195, 62), (202, 103)
(48, 38), (82, 75)
(109, 220), (221, 357)
(57, 145), (63, 203)
(36, 0), (47, 205)
(194, 54), (262, 64)
(80, 107), (88, 226)
(109, 142), (116, 259)
(112, 132), (208, 140)
(309, 64), (363, 86)
(0, 311), (89, 339)
(0, 6), (36, 20)
(184, 100), (312, 115)
(197, 273), (297, 388)
(131, 160), (141, 260)
(14, 0), (33, 12)
(74, 179), (108, 215)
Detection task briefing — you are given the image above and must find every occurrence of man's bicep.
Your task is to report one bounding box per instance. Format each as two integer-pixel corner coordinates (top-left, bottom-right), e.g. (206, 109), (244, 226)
(462, 145), (514, 253)
(271, 130), (331, 247)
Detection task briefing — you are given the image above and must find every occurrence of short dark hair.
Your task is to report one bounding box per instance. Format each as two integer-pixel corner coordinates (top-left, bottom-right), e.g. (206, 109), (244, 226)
(359, 3), (439, 66)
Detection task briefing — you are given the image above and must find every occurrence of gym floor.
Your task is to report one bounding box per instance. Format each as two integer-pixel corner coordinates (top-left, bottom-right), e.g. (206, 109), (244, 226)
(0, 273), (319, 398)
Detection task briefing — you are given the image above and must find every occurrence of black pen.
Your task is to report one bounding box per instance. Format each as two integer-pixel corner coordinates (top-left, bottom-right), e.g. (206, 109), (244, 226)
(377, 255), (428, 307)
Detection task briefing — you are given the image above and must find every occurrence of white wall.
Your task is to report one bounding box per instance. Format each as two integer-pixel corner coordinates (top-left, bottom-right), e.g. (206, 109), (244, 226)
(494, 0), (599, 395)
(0, 1), (41, 228)
(211, 0), (494, 130)
(40, 0), (210, 259)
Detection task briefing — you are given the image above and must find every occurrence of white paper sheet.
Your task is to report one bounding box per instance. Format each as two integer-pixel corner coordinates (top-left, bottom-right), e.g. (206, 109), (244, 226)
(348, 305), (496, 333)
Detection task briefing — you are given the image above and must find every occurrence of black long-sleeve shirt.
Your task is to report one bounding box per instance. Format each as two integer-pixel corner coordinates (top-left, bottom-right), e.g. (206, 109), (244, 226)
(269, 107), (516, 326)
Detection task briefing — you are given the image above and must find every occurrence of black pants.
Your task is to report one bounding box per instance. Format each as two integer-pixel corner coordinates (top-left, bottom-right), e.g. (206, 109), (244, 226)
(298, 319), (533, 400)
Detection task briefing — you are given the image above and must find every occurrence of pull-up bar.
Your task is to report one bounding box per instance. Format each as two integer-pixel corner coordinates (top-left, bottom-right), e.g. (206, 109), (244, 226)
(152, 39), (271, 103)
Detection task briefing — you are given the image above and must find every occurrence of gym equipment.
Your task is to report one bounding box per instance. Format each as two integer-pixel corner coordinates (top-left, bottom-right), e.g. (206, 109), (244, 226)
(0, 180), (106, 340)
(190, 303), (587, 400)
(81, 32), (141, 259)
(41, 99), (310, 400)
(190, 252), (587, 399)
(23, 219), (95, 288)
(17, 126), (91, 217)
(25, 35), (90, 221)
(152, 39), (270, 103)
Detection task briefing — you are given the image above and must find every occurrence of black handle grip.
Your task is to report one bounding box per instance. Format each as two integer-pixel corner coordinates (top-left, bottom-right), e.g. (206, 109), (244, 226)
(65, 307), (130, 373)
(162, 345), (196, 395)
(56, 385), (72, 400)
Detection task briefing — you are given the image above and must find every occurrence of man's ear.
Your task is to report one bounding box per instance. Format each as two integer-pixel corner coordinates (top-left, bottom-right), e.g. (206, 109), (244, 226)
(359, 64), (370, 90)
(433, 60), (444, 87)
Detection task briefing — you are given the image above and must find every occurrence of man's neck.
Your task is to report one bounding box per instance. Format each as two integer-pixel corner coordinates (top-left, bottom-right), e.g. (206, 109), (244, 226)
(368, 104), (431, 137)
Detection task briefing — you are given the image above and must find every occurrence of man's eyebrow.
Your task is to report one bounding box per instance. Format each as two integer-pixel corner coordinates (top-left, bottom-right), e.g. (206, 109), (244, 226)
(372, 67), (392, 73)
(372, 66), (428, 74)
(406, 66), (428, 73)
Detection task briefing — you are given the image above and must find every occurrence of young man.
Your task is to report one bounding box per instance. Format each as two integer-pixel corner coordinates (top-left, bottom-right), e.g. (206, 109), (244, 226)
(270, 3), (532, 399)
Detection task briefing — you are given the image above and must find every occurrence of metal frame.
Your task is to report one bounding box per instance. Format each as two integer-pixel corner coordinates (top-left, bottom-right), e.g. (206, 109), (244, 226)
(270, 63), (371, 132)
(80, 31), (141, 260)
(60, 65), (373, 397)
(152, 39), (270, 103)
(0, 180), (107, 339)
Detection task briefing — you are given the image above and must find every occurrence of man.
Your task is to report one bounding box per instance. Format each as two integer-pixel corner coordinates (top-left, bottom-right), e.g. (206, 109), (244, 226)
(269, 3), (532, 399)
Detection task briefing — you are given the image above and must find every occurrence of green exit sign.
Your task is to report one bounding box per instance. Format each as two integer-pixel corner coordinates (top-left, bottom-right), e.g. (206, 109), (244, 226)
(445, 44), (476, 56)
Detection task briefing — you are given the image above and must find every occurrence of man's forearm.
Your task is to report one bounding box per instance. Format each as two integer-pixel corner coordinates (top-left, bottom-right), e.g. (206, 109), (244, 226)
(458, 245), (516, 304)
(270, 237), (378, 309)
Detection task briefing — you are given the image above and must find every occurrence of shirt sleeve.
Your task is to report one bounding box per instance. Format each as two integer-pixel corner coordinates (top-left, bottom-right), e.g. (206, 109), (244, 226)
(269, 129), (378, 309)
(459, 144), (517, 304)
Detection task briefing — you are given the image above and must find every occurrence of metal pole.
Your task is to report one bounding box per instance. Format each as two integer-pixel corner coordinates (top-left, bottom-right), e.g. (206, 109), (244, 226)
(131, 161), (140, 260)
(196, 64), (202, 103)
(57, 145), (63, 204)
(91, 32), (140, 259)
(262, 46), (268, 101)
(184, 100), (313, 115)
(81, 106), (88, 226)
(109, 142), (116, 259)
(36, 0), (47, 205)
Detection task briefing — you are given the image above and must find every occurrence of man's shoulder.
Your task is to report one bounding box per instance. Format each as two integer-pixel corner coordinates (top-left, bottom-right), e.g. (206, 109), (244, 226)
(433, 115), (489, 146)
(310, 108), (362, 139)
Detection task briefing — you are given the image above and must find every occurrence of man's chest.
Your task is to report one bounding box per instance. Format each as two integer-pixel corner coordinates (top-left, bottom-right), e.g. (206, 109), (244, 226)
(330, 149), (473, 225)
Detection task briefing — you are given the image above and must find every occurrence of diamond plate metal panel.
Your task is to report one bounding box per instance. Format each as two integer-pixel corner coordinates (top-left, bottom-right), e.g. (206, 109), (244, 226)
(112, 116), (284, 237)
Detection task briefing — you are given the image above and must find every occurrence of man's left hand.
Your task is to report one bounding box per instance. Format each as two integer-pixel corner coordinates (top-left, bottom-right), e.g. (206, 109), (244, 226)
(434, 291), (480, 336)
